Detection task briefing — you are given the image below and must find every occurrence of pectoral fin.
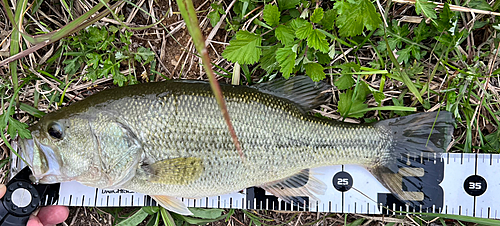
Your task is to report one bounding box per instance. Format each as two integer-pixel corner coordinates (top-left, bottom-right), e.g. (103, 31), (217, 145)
(260, 169), (326, 206)
(141, 157), (204, 185)
(151, 195), (193, 215)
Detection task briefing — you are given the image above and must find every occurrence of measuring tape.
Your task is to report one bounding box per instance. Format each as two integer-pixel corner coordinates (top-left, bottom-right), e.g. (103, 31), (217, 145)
(7, 153), (498, 219)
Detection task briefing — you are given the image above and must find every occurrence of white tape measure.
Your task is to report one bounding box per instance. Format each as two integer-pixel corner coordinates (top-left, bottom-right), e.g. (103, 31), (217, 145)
(10, 153), (498, 219)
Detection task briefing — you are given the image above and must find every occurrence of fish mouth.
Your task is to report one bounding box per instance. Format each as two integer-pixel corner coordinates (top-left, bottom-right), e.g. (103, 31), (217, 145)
(18, 137), (65, 184)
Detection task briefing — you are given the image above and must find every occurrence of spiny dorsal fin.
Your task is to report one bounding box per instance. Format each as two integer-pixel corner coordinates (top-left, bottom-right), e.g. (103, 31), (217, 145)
(260, 169), (326, 207)
(143, 157), (204, 185)
(252, 76), (331, 113)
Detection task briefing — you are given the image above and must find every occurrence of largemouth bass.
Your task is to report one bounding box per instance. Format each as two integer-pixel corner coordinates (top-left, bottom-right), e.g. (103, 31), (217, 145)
(18, 76), (454, 215)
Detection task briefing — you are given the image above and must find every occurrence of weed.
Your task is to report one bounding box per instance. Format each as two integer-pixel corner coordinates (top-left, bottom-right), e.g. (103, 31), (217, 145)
(112, 206), (228, 226)
(63, 26), (155, 86)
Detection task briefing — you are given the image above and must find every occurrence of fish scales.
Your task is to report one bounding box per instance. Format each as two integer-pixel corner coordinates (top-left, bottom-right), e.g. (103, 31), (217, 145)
(86, 82), (392, 197)
(19, 77), (454, 215)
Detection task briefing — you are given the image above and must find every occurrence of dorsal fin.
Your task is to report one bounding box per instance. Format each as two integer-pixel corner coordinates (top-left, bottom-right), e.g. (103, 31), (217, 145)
(252, 76), (331, 113)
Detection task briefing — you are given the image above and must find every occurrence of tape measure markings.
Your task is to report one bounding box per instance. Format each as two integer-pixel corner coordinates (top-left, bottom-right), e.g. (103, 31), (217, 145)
(476, 154), (498, 219)
(441, 153), (475, 217)
(10, 153), (500, 219)
(344, 165), (387, 215)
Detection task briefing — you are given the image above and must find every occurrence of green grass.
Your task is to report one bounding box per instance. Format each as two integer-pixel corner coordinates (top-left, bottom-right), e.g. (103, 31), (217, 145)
(1, 0), (500, 225)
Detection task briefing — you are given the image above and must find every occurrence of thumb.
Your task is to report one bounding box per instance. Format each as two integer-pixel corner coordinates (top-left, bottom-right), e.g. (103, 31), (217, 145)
(0, 184), (6, 198)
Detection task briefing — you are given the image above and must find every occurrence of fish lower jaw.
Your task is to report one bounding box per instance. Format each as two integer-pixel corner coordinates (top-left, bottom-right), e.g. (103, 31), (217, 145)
(31, 167), (71, 184)
(33, 173), (68, 184)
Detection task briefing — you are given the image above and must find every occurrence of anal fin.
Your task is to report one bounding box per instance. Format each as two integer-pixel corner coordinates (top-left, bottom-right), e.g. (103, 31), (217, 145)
(151, 195), (193, 215)
(260, 169), (326, 207)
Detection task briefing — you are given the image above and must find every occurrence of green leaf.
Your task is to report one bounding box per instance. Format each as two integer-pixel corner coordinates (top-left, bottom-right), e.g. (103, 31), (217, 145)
(253, 19), (273, 30)
(413, 22), (431, 43)
(0, 113), (8, 130)
(333, 0), (349, 14)
(411, 46), (425, 60)
(334, 63), (361, 90)
(87, 26), (107, 44)
(208, 3), (224, 27)
(160, 208), (176, 226)
(263, 4), (280, 27)
(335, 0), (382, 37)
(208, 10), (221, 27)
(328, 44), (336, 58)
(397, 70), (424, 104)
(112, 72), (127, 87)
(304, 62), (325, 81)
(339, 62), (361, 72)
(347, 218), (365, 226)
(468, 0), (493, 11)
(492, 67), (500, 75)
(349, 106), (416, 116)
(259, 45), (279, 73)
(142, 206), (160, 215)
(485, 130), (500, 151)
(135, 47), (155, 64)
(365, 84), (385, 104)
(20, 103), (45, 118)
(115, 209), (150, 226)
(295, 23), (313, 40)
(384, 22), (411, 50)
(307, 29), (329, 53)
(275, 25), (295, 46)
(396, 47), (411, 64)
(415, 0), (437, 19)
(310, 7), (324, 23)
(189, 208), (224, 219)
(338, 89), (368, 118)
(319, 9), (336, 30)
(356, 81), (371, 102)
(335, 74), (355, 90)
(222, 30), (262, 64)
(63, 57), (81, 75)
(276, 47), (296, 78)
(473, 20), (489, 29)
(290, 18), (308, 31)
(373, 90), (385, 104)
(86, 53), (101, 69)
(7, 117), (31, 139)
(115, 51), (127, 60)
(172, 211), (228, 225)
(315, 52), (331, 64)
(277, 0), (300, 10)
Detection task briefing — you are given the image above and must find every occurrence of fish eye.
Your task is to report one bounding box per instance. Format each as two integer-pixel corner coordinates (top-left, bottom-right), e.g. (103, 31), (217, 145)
(47, 122), (64, 140)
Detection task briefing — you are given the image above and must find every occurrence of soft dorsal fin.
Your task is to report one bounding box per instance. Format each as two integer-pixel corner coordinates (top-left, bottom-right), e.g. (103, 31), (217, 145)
(252, 76), (331, 113)
(260, 169), (326, 207)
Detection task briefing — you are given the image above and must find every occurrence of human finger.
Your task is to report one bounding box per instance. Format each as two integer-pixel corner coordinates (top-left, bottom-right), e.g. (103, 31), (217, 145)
(0, 184), (6, 198)
(37, 205), (69, 225)
(27, 215), (43, 226)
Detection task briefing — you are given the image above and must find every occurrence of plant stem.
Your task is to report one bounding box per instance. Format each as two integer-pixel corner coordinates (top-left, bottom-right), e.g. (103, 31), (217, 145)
(176, 0), (244, 160)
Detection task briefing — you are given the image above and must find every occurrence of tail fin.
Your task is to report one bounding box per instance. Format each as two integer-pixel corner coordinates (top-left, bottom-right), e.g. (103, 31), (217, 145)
(370, 111), (454, 209)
